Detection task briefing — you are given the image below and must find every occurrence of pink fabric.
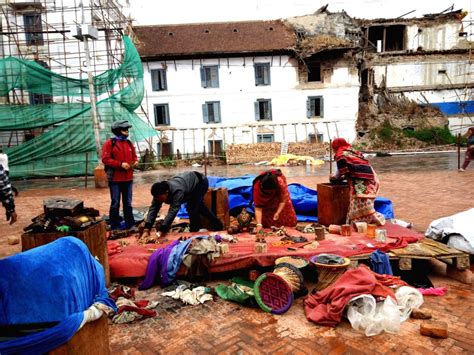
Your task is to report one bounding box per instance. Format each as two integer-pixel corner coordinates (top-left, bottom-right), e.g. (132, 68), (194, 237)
(418, 287), (448, 296)
(304, 265), (396, 327)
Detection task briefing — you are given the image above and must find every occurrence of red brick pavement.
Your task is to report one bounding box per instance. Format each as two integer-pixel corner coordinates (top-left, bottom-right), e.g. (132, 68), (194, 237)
(0, 168), (473, 353)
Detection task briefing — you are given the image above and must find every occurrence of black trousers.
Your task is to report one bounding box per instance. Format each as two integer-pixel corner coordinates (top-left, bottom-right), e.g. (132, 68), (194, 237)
(186, 175), (223, 232)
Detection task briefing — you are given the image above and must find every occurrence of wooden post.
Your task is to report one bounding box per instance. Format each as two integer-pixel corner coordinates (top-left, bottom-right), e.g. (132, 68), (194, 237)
(329, 138), (333, 176)
(84, 152), (89, 188)
(203, 145), (207, 177)
(457, 133), (461, 170)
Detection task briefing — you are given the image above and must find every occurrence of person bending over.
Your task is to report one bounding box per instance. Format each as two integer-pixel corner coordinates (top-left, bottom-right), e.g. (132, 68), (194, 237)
(141, 171), (223, 239)
(252, 169), (297, 234)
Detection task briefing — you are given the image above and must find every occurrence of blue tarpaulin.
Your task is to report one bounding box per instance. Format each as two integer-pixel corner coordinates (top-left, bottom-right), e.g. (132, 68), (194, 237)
(177, 175), (394, 222)
(0, 237), (116, 354)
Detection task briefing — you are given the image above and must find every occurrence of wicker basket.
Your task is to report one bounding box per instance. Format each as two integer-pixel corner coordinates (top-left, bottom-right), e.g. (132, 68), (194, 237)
(310, 254), (351, 291)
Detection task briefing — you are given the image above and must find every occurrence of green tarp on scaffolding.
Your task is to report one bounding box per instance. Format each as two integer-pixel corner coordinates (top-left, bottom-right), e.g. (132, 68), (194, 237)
(0, 36), (157, 178)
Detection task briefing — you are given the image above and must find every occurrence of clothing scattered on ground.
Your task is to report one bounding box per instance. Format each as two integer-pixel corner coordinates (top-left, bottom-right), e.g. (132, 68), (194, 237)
(161, 285), (213, 305)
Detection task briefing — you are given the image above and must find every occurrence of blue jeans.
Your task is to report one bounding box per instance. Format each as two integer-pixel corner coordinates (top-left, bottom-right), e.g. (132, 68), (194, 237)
(108, 181), (134, 230)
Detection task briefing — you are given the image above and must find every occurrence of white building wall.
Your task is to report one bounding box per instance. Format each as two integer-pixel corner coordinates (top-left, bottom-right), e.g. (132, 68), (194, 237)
(372, 59), (471, 88)
(142, 55), (360, 156)
(405, 23), (464, 51)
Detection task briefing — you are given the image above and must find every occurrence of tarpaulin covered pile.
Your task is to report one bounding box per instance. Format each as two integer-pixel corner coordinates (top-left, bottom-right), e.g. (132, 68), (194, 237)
(0, 237), (116, 354)
(177, 175), (394, 222)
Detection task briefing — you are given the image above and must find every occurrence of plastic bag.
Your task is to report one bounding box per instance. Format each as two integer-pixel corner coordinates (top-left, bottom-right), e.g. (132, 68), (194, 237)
(346, 295), (400, 337)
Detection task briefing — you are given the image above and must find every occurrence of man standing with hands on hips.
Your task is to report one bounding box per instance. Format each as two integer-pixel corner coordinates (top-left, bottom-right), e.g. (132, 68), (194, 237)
(102, 120), (138, 232)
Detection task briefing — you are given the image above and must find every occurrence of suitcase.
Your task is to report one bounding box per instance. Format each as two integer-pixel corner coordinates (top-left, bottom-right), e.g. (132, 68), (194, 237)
(43, 197), (84, 217)
(201, 187), (230, 230)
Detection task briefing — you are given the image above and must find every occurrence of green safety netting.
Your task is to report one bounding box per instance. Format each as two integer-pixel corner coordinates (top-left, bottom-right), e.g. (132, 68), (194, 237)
(0, 36), (157, 178)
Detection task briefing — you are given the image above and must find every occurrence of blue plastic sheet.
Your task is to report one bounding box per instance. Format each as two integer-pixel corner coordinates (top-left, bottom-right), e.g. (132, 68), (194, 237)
(0, 237), (116, 354)
(177, 175), (394, 222)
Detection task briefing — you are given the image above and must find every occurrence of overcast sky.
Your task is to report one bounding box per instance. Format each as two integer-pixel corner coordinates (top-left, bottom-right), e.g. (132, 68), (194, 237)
(129, 0), (473, 26)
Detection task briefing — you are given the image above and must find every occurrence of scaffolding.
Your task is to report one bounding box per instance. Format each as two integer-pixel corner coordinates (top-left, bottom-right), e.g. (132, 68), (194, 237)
(0, 0), (157, 178)
(0, 0), (131, 148)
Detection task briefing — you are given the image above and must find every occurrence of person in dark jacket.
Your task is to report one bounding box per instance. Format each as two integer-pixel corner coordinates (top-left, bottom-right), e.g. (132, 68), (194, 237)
(102, 120), (138, 231)
(0, 164), (17, 225)
(141, 171), (223, 239)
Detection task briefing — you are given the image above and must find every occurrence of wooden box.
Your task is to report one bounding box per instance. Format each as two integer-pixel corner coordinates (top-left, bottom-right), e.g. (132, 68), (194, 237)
(202, 187), (230, 230)
(21, 220), (110, 285)
(317, 183), (350, 226)
(49, 315), (109, 354)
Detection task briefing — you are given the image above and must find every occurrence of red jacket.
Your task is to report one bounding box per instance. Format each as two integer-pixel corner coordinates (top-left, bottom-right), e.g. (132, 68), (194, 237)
(101, 138), (138, 182)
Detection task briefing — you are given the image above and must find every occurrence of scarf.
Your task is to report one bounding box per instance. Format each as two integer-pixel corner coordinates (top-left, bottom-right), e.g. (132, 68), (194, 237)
(331, 138), (374, 180)
(252, 169), (282, 207)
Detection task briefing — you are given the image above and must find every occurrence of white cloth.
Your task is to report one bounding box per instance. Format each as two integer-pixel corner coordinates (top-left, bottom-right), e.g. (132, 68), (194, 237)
(425, 208), (474, 254)
(162, 285), (213, 305)
(0, 153), (9, 171)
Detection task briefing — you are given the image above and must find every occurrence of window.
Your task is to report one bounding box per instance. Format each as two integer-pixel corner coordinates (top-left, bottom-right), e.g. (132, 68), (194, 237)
(306, 96), (324, 118)
(307, 62), (321, 82)
(24, 13), (43, 46)
(151, 69), (167, 91)
(254, 99), (272, 121)
(200, 66), (219, 88)
(367, 25), (405, 52)
(202, 101), (221, 123)
(309, 133), (324, 143)
(254, 63), (271, 86)
(154, 104), (170, 125)
(29, 59), (51, 104)
(208, 140), (223, 156)
(257, 134), (274, 143)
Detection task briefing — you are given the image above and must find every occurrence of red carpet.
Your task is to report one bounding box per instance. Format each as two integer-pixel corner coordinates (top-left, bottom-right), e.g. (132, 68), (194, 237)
(108, 223), (423, 278)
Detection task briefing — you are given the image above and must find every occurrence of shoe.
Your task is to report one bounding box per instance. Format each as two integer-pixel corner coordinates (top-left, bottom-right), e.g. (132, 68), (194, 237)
(459, 168), (465, 172)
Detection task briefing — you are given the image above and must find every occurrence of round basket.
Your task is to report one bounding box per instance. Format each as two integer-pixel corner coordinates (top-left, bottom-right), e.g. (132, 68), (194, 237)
(310, 254), (351, 291)
(254, 273), (294, 315)
(276, 255), (314, 284)
(273, 262), (305, 294)
(275, 256), (309, 269)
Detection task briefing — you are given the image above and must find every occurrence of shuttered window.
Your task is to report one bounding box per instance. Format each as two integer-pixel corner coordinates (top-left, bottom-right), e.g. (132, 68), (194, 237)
(306, 96), (324, 118)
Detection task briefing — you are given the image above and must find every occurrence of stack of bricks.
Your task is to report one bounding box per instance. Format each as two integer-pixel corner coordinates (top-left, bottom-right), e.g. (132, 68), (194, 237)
(226, 142), (327, 164)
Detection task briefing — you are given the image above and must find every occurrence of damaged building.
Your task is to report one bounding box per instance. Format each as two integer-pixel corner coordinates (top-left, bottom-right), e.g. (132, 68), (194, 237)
(134, 5), (472, 159)
(133, 7), (361, 158)
(357, 8), (473, 137)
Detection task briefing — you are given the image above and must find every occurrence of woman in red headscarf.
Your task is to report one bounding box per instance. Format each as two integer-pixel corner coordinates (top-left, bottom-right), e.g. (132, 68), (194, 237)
(252, 169), (297, 233)
(331, 138), (385, 226)
(460, 127), (474, 172)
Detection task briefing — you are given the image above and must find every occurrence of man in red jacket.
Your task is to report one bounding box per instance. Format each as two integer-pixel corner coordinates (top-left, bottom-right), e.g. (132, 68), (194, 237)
(102, 120), (138, 231)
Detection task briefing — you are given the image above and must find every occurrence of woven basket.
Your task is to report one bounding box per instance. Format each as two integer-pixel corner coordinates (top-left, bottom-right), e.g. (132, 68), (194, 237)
(310, 255), (350, 291)
(254, 273), (294, 314)
(275, 256), (309, 269)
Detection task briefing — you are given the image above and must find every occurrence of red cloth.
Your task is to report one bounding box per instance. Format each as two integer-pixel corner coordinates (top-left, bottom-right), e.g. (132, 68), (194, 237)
(108, 223), (423, 278)
(304, 265), (396, 327)
(332, 138), (374, 180)
(101, 138), (138, 181)
(118, 303), (156, 317)
(252, 170), (297, 227)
